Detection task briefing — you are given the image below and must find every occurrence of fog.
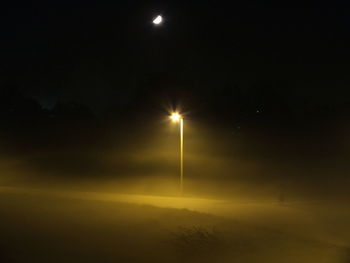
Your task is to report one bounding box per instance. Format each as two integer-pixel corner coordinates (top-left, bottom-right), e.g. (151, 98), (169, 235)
(1, 113), (350, 262)
(1, 114), (349, 201)
(2, 2), (350, 261)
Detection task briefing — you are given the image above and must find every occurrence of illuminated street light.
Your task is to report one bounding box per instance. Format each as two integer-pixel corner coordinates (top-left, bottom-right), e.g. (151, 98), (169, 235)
(170, 112), (184, 194)
(170, 112), (181, 122)
(153, 15), (163, 25)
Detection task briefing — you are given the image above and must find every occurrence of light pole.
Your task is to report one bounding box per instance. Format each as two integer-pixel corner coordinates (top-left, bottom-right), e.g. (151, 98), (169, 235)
(170, 113), (184, 194)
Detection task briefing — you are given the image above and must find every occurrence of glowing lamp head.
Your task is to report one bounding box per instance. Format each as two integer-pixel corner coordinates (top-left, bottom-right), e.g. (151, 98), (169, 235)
(170, 113), (182, 122)
(153, 15), (163, 25)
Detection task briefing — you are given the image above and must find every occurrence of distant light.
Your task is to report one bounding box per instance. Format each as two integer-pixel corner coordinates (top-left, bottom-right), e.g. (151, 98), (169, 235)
(170, 112), (181, 122)
(153, 15), (163, 25)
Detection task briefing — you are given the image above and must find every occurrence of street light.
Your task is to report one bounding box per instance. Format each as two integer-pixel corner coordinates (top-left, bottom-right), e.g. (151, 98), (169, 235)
(170, 112), (184, 194)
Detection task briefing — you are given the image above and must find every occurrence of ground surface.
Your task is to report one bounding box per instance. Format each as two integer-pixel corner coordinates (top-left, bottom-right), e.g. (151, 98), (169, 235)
(0, 186), (349, 263)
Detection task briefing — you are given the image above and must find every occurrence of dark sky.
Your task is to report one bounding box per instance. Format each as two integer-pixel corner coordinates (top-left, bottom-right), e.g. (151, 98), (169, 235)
(2, 2), (350, 115)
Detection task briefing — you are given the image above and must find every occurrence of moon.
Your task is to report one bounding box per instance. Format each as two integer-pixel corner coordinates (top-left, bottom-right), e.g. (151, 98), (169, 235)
(153, 15), (163, 25)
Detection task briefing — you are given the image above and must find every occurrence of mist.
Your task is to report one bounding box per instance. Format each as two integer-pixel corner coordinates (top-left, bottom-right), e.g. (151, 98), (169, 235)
(2, 2), (350, 262)
(1, 110), (349, 202)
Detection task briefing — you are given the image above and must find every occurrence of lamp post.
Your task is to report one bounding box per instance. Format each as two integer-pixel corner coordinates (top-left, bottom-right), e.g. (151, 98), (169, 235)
(170, 113), (184, 194)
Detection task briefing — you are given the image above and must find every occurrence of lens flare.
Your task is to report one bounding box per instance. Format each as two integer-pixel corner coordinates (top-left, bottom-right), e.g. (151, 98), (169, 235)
(170, 113), (181, 122)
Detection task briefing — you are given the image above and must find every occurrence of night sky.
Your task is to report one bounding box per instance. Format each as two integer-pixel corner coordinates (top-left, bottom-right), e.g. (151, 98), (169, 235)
(2, 2), (350, 114)
(1, 1), (350, 192)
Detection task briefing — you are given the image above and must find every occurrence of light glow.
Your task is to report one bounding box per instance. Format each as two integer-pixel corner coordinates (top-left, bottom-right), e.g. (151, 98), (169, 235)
(170, 112), (182, 122)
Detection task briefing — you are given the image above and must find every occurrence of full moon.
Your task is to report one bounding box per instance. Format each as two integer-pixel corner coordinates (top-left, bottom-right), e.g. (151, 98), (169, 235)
(153, 15), (163, 25)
